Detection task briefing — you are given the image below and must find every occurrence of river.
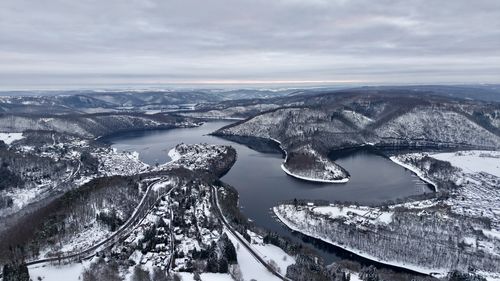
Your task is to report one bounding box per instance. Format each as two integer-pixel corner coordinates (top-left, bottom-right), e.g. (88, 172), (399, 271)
(103, 121), (432, 266)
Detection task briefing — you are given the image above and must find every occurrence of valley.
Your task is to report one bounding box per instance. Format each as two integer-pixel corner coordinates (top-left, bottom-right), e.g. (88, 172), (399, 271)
(0, 87), (499, 281)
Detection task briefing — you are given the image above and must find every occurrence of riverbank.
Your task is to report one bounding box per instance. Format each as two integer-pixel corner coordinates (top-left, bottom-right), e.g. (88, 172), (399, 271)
(280, 164), (349, 183)
(273, 205), (445, 278)
(389, 156), (438, 192)
(268, 138), (350, 183)
(107, 121), (435, 271)
(273, 200), (500, 280)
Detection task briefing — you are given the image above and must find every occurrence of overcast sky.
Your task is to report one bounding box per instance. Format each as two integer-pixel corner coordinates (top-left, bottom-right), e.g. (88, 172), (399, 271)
(1, 0), (499, 89)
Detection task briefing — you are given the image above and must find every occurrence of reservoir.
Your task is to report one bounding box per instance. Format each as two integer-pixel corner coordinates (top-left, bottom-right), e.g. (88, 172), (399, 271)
(104, 121), (432, 265)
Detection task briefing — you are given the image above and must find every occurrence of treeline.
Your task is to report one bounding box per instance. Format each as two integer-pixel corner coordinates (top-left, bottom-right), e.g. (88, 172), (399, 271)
(0, 144), (70, 189)
(0, 175), (141, 262)
(216, 95), (500, 164)
(0, 112), (191, 139)
(216, 183), (345, 280)
(276, 204), (500, 273)
(172, 144), (237, 177)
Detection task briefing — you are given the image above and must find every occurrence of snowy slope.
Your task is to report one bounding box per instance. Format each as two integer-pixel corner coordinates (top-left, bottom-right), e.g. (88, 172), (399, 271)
(376, 107), (500, 148)
(0, 132), (24, 145)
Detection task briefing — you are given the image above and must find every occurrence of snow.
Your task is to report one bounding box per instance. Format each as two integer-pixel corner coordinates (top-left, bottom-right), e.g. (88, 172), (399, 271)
(349, 271), (363, 281)
(273, 205), (449, 277)
(0, 132), (24, 145)
(29, 260), (90, 281)
(97, 147), (149, 176)
(176, 272), (234, 281)
(224, 229), (283, 281)
(391, 151), (500, 228)
(164, 143), (233, 171)
(377, 212), (393, 224)
(376, 108), (500, 148)
(247, 230), (296, 274)
(151, 180), (173, 192)
(143, 109), (162, 115)
(393, 199), (439, 210)
(389, 156), (438, 191)
(315, 205), (365, 217)
(6, 185), (44, 210)
(280, 144), (349, 183)
(313, 205), (394, 225)
(481, 272), (500, 281)
(342, 110), (374, 128)
(431, 150), (500, 177)
(51, 223), (110, 257)
(281, 164), (349, 183)
(124, 267), (233, 281)
(167, 147), (182, 161)
(483, 229), (500, 240)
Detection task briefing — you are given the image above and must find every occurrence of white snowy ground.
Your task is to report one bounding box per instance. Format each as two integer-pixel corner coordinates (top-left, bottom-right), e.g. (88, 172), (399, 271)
(175, 272), (234, 281)
(430, 150), (500, 177)
(313, 205), (393, 224)
(167, 147), (182, 161)
(392, 151), (500, 228)
(29, 260), (91, 281)
(348, 271), (363, 281)
(29, 258), (233, 281)
(224, 229), (283, 281)
(281, 164), (349, 183)
(281, 144), (349, 183)
(0, 132), (24, 145)
(389, 156), (438, 190)
(98, 148), (150, 176)
(247, 230), (296, 275)
(273, 204), (449, 277)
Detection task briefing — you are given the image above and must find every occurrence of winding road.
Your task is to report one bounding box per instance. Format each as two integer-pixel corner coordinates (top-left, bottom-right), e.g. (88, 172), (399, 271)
(211, 186), (290, 281)
(24, 178), (164, 267)
(9, 176), (289, 281)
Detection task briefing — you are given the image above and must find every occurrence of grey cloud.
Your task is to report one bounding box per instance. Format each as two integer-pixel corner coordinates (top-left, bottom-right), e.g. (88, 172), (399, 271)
(0, 0), (499, 88)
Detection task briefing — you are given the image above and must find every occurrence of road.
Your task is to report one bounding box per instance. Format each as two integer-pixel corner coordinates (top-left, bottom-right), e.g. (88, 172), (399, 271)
(9, 179), (289, 281)
(210, 186), (290, 281)
(24, 178), (165, 266)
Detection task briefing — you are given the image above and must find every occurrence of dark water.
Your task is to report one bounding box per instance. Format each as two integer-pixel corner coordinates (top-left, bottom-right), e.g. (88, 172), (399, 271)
(103, 121), (432, 265)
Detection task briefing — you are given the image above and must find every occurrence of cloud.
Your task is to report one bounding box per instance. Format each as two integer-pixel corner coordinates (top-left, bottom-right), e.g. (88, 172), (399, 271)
(0, 0), (499, 88)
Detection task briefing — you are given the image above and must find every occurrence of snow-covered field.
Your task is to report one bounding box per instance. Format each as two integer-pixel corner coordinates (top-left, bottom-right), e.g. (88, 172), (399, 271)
(0, 132), (24, 145)
(247, 230), (296, 274)
(313, 205), (393, 224)
(175, 272), (234, 281)
(430, 150), (500, 177)
(167, 147), (181, 161)
(29, 260), (90, 281)
(432, 151), (500, 229)
(273, 149), (500, 280)
(224, 229), (283, 281)
(392, 151), (500, 228)
(29, 259), (234, 281)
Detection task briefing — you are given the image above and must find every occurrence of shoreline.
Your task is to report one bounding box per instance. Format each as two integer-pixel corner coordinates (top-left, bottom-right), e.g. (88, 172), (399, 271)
(389, 156), (439, 192)
(167, 147), (181, 162)
(269, 137), (350, 184)
(280, 164), (349, 183)
(273, 206), (447, 278)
